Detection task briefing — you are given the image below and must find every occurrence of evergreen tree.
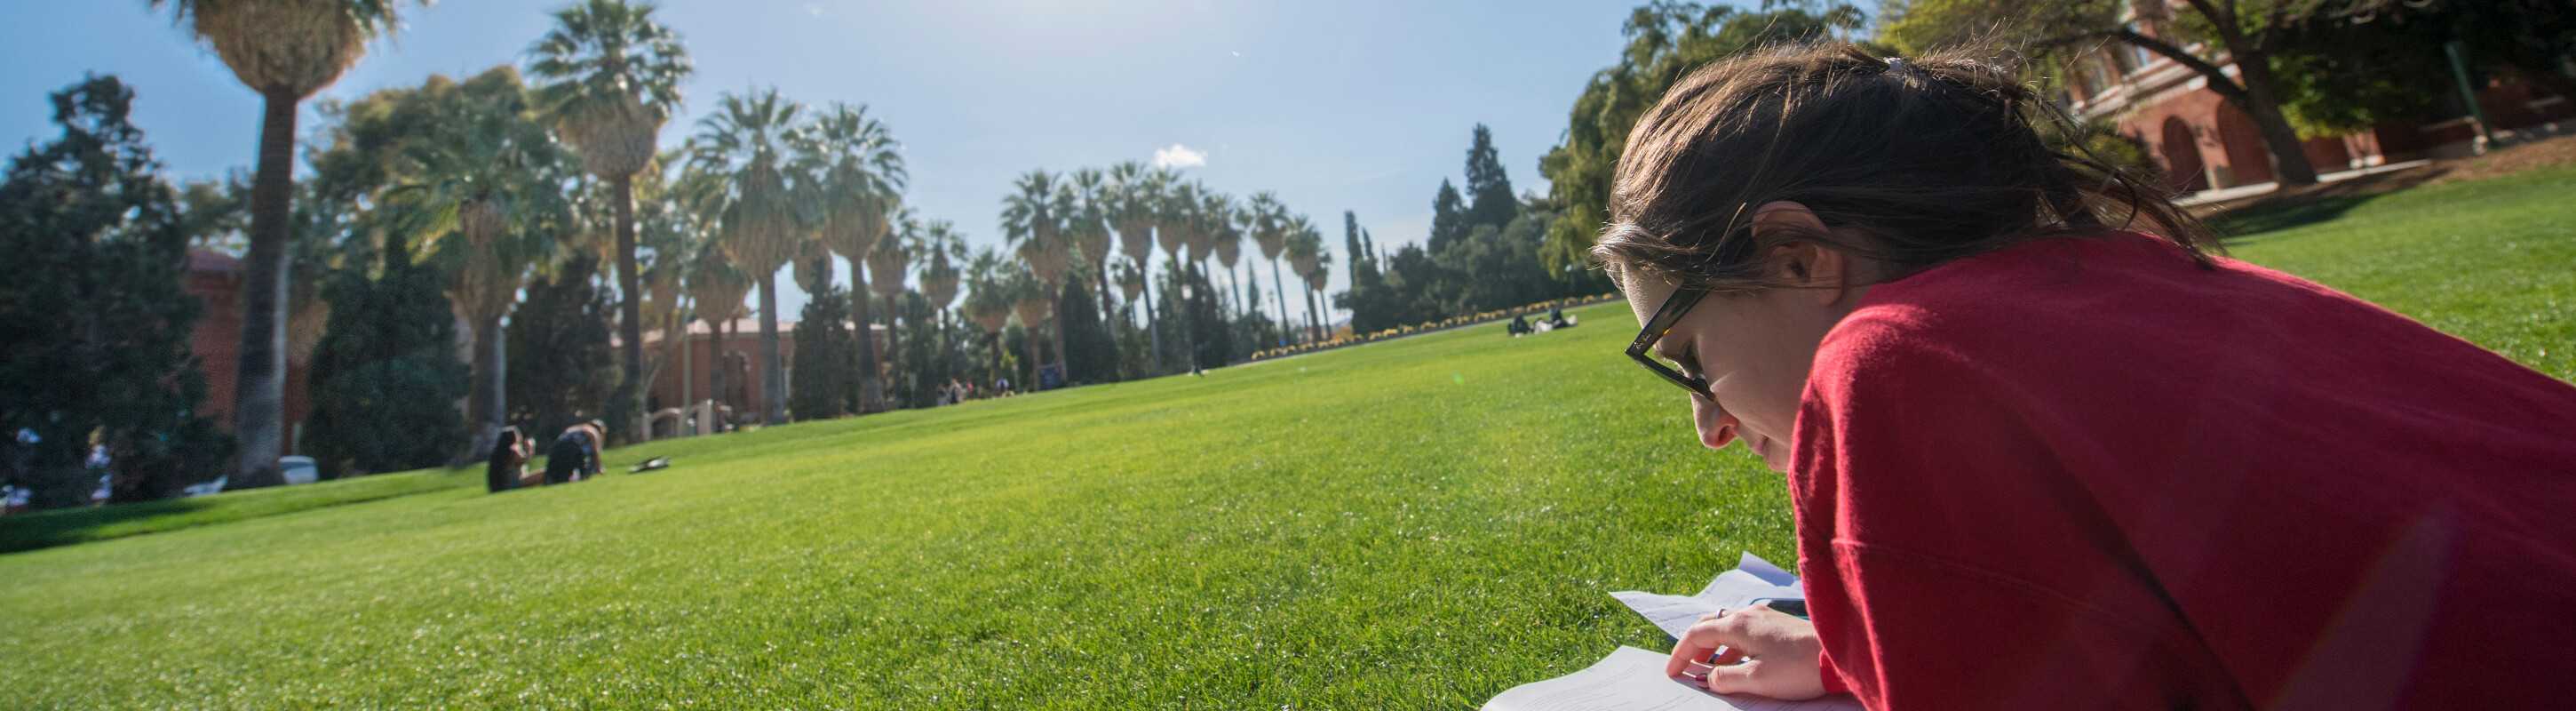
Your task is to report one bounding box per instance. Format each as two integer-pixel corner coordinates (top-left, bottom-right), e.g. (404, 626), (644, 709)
(303, 236), (469, 478)
(1054, 272), (1118, 385)
(1462, 124), (1517, 231)
(504, 253), (616, 440)
(790, 282), (856, 419)
(1427, 180), (1467, 252)
(0, 76), (232, 507)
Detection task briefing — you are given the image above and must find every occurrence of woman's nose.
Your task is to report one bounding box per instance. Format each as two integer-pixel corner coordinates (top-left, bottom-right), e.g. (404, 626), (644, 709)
(1690, 395), (1738, 451)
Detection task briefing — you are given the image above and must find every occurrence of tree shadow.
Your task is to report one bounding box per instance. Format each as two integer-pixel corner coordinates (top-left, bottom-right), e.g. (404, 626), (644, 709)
(2198, 166), (2452, 243)
(0, 497), (219, 554)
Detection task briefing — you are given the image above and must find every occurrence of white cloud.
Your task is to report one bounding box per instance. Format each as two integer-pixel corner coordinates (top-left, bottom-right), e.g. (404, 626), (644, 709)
(804, 3), (824, 16)
(1152, 143), (1207, 169)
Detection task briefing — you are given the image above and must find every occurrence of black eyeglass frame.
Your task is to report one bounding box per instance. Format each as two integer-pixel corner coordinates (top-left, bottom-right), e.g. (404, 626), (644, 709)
(1626, 287), (1713, 399)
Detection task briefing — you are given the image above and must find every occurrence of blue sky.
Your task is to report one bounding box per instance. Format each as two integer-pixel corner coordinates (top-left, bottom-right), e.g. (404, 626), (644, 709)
(2, 0), (1679, 321)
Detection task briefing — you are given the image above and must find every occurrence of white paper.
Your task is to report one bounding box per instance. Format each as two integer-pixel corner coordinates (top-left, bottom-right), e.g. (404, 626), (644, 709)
(1482, 646), (1863, 711)
(1611, 553), (1805, 639)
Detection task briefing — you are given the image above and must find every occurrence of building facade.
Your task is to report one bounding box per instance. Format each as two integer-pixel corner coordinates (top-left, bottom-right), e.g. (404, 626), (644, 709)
(2059, 8), (2571, 195)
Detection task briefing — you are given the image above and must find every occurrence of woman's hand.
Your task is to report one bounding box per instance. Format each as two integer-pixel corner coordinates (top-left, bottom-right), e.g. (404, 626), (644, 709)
(1666, 606), (1830, 699)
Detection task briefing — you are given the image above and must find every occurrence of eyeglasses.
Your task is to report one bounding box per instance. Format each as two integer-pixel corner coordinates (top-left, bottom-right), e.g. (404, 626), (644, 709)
(1627, 287), (1713, 399)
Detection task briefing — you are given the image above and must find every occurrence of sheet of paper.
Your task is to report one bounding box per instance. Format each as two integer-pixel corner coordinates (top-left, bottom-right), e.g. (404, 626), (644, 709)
(1611, 553), (1805, 639)
(1481, 646), (1863, 711)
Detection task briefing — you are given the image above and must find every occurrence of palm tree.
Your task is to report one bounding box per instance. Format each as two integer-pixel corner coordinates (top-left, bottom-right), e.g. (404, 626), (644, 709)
(387, 67), (572, 460)
(1006, 268), (1053, 390)
(687, 88), (803, 426)
(1106, 162), (1165, 372)
(1197, 190), (1241, 320)
(1245, 191), (1294, 347)
(633, 152), (704, 412)
(1000, 170), (1074, 386)
(682, 239), (748, 426)
(527, 0), (691, 442)
(1157, 181), (1205, 370)
(1066, 168), (1116, 324)
(869, 210), (917, 401)
(150, 0), (422, 488)
(916, 219), (967, 341)
(790, 102), (904, 411)
(1217, 201), (1253, 321)
(1285, 217), (1332, 344)
(960, 247), (1013, 388)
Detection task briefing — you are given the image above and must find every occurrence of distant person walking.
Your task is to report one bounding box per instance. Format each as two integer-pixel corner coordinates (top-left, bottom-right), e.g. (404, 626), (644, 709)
(542, 420), (605, 484)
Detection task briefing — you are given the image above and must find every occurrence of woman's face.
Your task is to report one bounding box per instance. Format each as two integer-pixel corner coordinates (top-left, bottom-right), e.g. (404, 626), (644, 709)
(1620, 205), (1869, 473)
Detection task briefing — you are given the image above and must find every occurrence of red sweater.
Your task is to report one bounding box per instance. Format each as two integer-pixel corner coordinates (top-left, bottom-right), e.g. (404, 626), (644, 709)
(1789, 232), (2576, 709)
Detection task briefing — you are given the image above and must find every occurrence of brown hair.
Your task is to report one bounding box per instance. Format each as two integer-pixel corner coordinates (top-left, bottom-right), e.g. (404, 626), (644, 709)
(1594, 43), (2215, 292)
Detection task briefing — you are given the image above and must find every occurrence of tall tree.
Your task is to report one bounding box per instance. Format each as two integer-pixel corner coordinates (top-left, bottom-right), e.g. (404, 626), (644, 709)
(1105, 163), (1167, 371)
(1001, 170), (1075, 383)
(1005, 268), (1052, 389)
(688, 88), (803, 426)
(1210, 195), (1249, 321)
(1462, 124), (1518, 231)
(305, 228), (468, 479)
(1244, 192), (1295, 346)
(1881, 0), (2326, 187)
(1284, 217), (1331, 344)
(527, 0), (691, 443)
(869, 211), (918, 401)
(1539, 1), (1856, 277)
(1066, 168), (1118, 330)
(0, 76), (232, 506)
(681, 235), (748, 422)
(148, 0), (424, 489)
(387, 68), (575, 460)
(791, 102), (904, 412)
(960, 247), (1014, 387)
(1427, 179), (1468, 253)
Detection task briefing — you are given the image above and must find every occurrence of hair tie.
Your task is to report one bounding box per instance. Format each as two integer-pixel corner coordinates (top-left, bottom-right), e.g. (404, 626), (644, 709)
(1884, 57), (1912, 75)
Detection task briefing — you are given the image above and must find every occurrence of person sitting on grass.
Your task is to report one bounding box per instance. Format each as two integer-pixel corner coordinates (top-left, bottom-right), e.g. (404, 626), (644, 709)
(1594, 44), (2576, 708)
(542, 419), (605, 485)
(484, 426), (540, 492)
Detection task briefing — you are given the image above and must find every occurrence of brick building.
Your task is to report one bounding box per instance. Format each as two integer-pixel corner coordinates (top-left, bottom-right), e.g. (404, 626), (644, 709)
(182, 248), (312, 462)
(2058, 9), (2571, 194)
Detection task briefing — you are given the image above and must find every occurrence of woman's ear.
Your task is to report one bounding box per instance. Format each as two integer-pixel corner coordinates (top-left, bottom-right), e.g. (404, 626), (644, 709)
(1750, 201), (1848, 300)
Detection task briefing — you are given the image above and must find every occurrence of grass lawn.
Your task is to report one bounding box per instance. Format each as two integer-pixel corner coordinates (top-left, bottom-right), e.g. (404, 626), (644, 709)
(1, 166), (2568, 708)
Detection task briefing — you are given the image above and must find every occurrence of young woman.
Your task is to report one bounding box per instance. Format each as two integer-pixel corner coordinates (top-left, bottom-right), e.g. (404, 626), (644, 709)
(484, 427), (538, 492)
(1600, 44), (2576, 708)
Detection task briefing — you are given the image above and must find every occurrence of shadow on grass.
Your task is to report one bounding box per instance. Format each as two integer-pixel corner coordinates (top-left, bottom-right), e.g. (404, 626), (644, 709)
(0, 468), (473, 555)
(2199, 167), (2451, 243)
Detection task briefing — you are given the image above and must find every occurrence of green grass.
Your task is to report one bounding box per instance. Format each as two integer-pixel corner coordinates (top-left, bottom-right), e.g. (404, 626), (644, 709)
(1, 165), (2569, 708)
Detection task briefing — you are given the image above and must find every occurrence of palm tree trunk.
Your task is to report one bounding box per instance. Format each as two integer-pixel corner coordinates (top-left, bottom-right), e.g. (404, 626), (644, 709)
(1233, 262), (1250, 321)
(1140, 257), (1163, 373)
(1304, 284), (1323, 343)
(710, 319), (726, 417)
(849, 256), (882, 413)
(881, 288), (902, 404)
(1050, 282), (1070, 385)
(611, 173), (643, 443)
(1022, 321), (1043, 391)
(1173, 266), (1197, 372)
(1093, 268), (1117, 382)
(1268, 259), (1292, 346)
(758, 270), (785, 426)
(228, 88), (300, 490)
(986, 332), (1005, 390)
(468, 313), (506, 457)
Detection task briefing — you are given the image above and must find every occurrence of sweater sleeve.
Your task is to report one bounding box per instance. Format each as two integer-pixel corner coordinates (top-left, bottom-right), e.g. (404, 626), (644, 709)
(1790, 316), (2238, 709)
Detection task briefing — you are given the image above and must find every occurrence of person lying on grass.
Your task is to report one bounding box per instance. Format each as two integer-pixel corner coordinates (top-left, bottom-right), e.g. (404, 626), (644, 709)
(1597, 43), (2576, 709)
